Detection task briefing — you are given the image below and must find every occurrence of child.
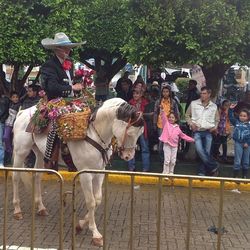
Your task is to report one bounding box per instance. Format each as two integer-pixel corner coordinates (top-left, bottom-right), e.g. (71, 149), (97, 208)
(3, 91), (21, 164)
(21, 84), (40, 110)
(229, 104), (250, 178)
(159, 110), (194, 176)
(212, 100), (231, 162)
(128, 90), (150, 171)
(153, 86), (179, 160)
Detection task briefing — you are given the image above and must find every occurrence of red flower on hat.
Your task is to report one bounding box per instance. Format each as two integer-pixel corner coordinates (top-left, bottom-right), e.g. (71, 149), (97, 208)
(62, 59), (72, 71)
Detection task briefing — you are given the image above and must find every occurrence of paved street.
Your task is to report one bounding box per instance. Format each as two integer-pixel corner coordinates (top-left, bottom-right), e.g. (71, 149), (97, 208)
(1, 177), (250, 250)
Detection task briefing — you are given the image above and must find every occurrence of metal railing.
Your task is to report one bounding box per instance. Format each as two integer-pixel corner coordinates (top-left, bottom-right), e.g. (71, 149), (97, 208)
(72, 170), (250, 250)
(1, 168), (250, 249)
(0, 167), (64, 250)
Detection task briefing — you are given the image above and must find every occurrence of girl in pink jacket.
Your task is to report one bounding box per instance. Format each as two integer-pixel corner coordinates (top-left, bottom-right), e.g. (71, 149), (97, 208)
(159, 110), (194, 176)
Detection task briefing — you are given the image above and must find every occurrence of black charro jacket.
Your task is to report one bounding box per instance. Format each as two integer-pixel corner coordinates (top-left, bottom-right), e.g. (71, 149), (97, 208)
(40, 56), (74, 100)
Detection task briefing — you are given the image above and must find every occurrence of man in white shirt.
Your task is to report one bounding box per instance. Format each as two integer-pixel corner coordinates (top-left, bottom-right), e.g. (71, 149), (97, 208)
(185, 86), (219, 176)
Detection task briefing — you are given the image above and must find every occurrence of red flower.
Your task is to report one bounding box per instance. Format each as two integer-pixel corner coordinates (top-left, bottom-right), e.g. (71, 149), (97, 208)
(75, 69), (84, 77)
(62, 59), (72, 71)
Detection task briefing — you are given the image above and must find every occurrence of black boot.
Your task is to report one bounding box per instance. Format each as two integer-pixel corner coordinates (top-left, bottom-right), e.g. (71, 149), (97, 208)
(233, 169), (240, 178)
(242, 169), (248, 179)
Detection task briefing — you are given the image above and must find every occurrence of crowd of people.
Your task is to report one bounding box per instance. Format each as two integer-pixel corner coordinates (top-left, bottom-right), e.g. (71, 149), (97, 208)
(114, 71), (250, 178)
(0, 32), (249, 179)
(0, 83), (41, 167)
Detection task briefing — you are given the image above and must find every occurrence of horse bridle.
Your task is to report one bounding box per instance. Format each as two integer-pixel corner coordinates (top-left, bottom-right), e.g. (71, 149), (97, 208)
(117, 111), (144, 154)
(85, 111), (144, 164)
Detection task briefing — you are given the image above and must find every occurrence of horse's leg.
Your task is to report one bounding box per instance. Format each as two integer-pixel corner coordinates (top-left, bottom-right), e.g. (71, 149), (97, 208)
(32, 147), (48, 216)
(76, 174), (104, 234)
(93, 173), (104, 208)
(12, 170), (22, 220)
(79, 173), (103, 246)
(12, 150), (30, 220)
(76, 212), (89, 234)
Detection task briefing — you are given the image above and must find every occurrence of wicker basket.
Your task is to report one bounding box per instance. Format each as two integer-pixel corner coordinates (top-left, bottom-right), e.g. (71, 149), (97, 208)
(57, 108), (91, 141)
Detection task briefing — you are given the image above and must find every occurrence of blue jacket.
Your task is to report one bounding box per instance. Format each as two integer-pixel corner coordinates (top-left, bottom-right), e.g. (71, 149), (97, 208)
(229, 109), (250, 144)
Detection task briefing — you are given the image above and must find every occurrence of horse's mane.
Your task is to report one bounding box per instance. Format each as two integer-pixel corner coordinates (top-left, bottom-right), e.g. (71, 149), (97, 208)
(101, 97), (125, 109)
(99, 98), (144, 127)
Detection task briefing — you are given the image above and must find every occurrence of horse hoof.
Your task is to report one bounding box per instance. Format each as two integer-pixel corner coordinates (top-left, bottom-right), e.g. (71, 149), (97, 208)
(75, 224), (83, 235)
(91, 237), (103, 247)
(37, 209), (49, 216)
(13, 212), (23, 220)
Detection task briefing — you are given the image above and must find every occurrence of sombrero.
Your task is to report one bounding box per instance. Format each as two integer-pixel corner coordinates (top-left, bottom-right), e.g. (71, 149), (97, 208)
(41, 32), (86, 49)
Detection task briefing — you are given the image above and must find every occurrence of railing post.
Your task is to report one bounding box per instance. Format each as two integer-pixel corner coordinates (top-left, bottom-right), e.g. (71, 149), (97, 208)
(59, 173), (64, 250)
(30, 173), (36, 250)
(3, 170), (9, 250)
(186, 178), (193, 250)
(103, 173), (108, 250)
(130, 175), (135, 250)
(72, 175), (77, 250)
(217, 180), (225, 250)
(156, 176), (162, 250)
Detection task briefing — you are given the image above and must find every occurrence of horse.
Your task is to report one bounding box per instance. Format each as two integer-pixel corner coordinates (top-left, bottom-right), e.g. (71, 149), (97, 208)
(12, 97), (144, 246)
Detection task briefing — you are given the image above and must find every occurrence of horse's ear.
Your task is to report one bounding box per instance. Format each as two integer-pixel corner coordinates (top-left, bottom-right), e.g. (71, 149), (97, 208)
(117, 102), (136, 121)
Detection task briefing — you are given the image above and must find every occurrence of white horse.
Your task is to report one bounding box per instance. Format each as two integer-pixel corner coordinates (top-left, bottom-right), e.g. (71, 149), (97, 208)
(12, 98), (143, 246)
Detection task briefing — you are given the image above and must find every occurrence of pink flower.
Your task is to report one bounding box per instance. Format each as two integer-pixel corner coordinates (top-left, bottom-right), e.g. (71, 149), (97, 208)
(48, 109), (59, 120)
(39, 90), (46, 97)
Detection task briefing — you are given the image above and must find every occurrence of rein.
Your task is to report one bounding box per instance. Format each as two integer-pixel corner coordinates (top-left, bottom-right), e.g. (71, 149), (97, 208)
(84, 103), (144, 164)
(118, 111), (143, 152)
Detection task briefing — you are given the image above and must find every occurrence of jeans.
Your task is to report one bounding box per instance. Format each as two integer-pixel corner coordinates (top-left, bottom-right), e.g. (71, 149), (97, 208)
(3, 125), (13, 153)
(234, 141), (250, 170)
(0, 123), (5, 165)
(212, 134), (228, 159)
(128, 134), (150, 171)
(194, 131), (218, 175)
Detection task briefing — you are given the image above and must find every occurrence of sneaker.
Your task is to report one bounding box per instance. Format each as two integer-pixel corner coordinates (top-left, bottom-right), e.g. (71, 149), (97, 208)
(198, 173), (205, 176)
(210, 168), (219, 177)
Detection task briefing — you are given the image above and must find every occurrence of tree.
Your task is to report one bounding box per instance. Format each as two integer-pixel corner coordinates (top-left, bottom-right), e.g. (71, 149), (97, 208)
(124, 0), (250, 95)
(78, 0), (129, 83)
(122, 0), (175, 67)
(0, 0), (85, 93)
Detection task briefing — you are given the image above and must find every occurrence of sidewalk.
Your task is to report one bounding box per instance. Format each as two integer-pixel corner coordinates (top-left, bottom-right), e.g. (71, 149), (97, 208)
(1, 182), (250, 249)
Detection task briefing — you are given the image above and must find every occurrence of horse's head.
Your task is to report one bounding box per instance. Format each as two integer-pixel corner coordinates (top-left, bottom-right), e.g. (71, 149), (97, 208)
(113, 102), (144, 161)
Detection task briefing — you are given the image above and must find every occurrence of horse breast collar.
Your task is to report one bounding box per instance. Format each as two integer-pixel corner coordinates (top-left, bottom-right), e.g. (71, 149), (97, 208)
(84, 135), (110, 165)
(84, 123), (111, 165)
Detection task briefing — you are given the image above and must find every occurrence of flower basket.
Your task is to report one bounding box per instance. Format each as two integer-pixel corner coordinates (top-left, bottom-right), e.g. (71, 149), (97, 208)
(57, 108), (91, 141)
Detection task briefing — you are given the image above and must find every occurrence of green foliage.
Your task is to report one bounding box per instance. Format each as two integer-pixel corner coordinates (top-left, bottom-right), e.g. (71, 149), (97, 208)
(124, 0), (250, 67)
(0, 0), (85, 66)
(82, 0), (129, 53)
(122, 0), (175, 65)
(175, 77), (189, 93)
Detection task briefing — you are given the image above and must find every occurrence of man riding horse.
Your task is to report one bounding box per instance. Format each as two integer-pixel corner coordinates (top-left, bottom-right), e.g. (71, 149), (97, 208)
(40, 32), (86, 170)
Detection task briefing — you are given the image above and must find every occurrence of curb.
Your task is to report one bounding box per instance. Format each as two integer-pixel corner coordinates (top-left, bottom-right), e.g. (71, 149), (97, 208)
(42, 171), (250, 191)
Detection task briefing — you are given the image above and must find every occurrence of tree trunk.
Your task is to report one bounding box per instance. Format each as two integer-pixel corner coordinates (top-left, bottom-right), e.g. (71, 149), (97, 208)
(0, 64), (8, 95)
(79, 48), (127, 85)
(11, 64), (20, 92)
(202, 63), (229, 97)
(20, 65), (33, 86)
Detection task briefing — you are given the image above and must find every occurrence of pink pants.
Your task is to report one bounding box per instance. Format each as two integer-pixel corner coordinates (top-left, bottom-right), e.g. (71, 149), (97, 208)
(162, 143), (178, 174)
